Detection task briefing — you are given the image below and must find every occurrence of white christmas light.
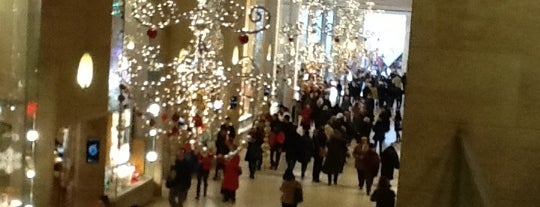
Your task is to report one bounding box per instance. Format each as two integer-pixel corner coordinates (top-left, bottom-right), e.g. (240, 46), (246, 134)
(10, 200), (22, 207)
(25, 169), (36, 179)
(147, 103), (160, 117)
(149, 128), (158, 136)
(26, 130), (39, 142)
(126, 40), (135, 50)
(145, 151), (158, 162)
(232, 46), (239, 65)
(266, 44), (272, 61)
(24, 205), (34, 207)
(213, 100), (223, 110)
(189, 139), (196, 145)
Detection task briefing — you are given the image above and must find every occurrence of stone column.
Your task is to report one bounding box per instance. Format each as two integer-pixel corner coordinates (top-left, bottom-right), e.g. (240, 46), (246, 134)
(39, 0), (111, 206)
(398, 1), (540, 206)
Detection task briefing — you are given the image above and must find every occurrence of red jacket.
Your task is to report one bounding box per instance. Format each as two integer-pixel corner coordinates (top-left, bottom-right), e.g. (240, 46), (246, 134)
(198, 154), (214, 171)
(222, 154), (240, 191)
(301, 107), (312, 126)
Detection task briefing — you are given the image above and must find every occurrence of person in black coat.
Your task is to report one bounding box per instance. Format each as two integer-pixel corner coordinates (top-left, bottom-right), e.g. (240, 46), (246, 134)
(298, 126), (314, 179)
(394, 110), (402, 143)
(372, 117), (387, 154)
(311, 127), (327, 183)
(380, 144), (400, 180)
(245, 126), (264, 179)
(322, 125), (347, 185)
(282, 115), (300, 172)
(370, 176), (396, 207)
(214, 126), (230, 180)
(168, 149), (194, 207)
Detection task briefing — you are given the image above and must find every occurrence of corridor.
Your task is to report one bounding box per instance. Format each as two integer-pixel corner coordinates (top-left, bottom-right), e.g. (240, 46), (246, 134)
(145, 131), (400, 207)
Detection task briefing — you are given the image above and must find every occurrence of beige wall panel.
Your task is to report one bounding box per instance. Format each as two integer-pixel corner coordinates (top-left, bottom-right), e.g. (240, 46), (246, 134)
(399, 0), (540, 206)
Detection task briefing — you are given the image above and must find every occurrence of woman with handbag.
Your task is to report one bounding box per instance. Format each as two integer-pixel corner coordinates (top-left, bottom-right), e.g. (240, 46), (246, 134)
(280, 170), (303, 207)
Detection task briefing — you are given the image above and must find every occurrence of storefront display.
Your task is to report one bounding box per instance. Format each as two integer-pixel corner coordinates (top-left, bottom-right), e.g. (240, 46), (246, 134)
(0, 0), (40, 206)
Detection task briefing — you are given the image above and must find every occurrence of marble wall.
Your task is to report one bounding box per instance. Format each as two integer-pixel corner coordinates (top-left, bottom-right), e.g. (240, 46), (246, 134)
(398, 1), (540, 206)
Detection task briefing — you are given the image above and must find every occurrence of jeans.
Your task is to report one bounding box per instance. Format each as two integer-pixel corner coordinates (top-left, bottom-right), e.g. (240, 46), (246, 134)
(300, 161), (308, 178)
(270, 147), (281, 169)
(196, 170), (209, 197)
(357, 169), (374, 194)
(327, 173), (339, 185)
(312, 155), (323, 181)
(248, 160), (257, 178)
(286, 159), (297, 172)
(168, 186), (188, 207)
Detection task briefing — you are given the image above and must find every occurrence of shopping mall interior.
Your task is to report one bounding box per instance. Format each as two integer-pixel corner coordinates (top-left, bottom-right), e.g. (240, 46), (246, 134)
(2, 0), (540, 207)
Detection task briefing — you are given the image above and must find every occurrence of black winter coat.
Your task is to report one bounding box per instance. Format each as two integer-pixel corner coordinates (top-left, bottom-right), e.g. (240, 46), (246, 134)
(381, 146), (400, 180)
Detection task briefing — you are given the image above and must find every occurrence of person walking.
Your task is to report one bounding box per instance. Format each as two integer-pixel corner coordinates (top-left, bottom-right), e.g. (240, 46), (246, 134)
(167, 149), (194, 207)
(269, 126), (285, 170)
(245, 126), (264, 179)
(221, 144), (241, 203)
(195, 148), (213, 199)
(322, 125), (347, 185)
(370, 176), (396, 207)
(393, 110), (402, 143)
(280, 170), (303, 207)
(311, 127), (327, 183)
(282, 115), (300, 172)
(298, 126), (314, 179)
(381, 143), (400, 180)
(353, 138), (380, 195)
(214, 126), (230, 180)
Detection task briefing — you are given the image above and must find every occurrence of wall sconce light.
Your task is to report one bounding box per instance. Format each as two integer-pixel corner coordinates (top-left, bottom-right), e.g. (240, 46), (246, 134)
(77, 53), (94, 89)
(178, 48), (189, 61)
(145, 151), (158, 162)
(26, 129), (39, 142)
(266, 44), (272, 61)
(232, 46), (239, 65)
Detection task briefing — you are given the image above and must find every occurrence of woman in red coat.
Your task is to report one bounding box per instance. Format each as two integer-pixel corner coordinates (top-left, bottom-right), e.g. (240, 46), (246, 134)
(221, 146), (241, 203)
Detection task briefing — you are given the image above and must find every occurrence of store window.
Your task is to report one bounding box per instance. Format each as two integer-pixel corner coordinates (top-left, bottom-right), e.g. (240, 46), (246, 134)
(0, 0), (40, 206)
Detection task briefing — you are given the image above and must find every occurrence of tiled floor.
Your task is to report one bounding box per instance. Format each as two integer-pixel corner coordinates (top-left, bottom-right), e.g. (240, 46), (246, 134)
(145, 129), (400, 207)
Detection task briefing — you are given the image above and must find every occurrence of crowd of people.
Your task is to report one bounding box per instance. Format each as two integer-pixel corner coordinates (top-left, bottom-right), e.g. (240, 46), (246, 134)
(162, 69), (405, 207)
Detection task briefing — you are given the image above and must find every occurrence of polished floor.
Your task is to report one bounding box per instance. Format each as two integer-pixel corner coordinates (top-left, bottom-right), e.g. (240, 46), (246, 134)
(145, 129), (400, 207)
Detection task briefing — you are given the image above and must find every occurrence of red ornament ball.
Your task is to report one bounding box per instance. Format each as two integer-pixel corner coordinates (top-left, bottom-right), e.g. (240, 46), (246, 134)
(238, 34), (249, 44)
(161, 113), (168, 121)
(147, 28), (158, 39)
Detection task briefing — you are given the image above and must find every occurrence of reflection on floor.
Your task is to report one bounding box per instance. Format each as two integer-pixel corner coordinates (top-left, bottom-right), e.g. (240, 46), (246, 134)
(145, 130), (401, 207)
